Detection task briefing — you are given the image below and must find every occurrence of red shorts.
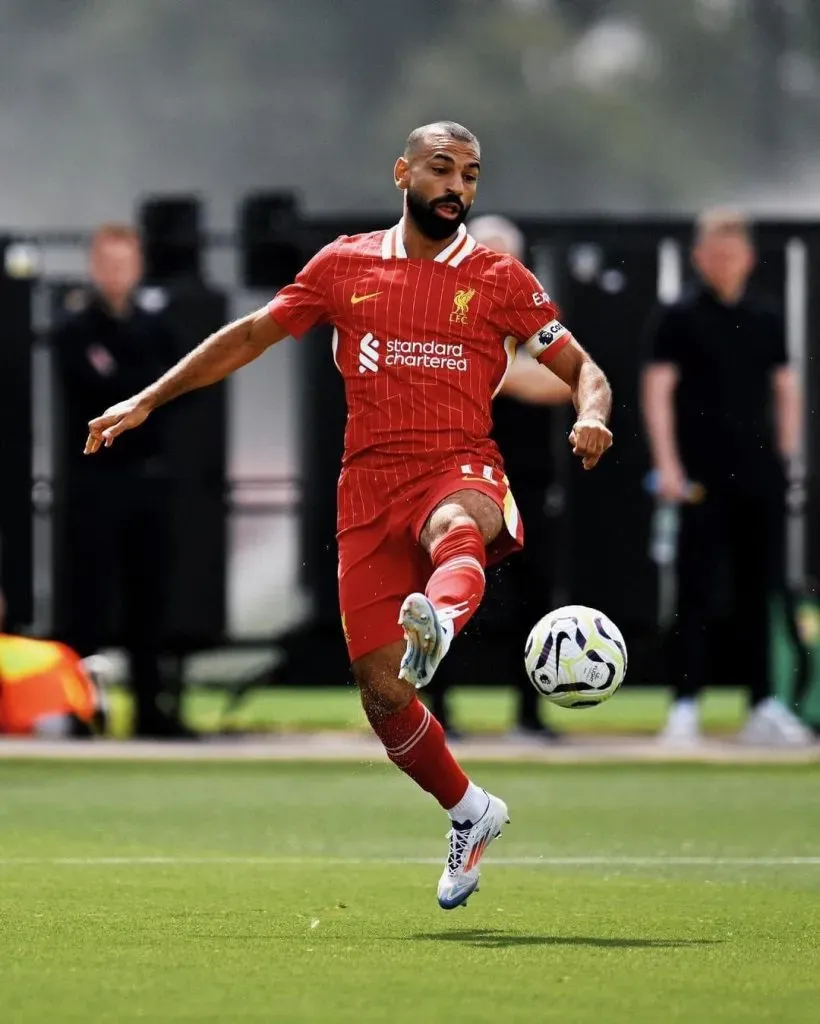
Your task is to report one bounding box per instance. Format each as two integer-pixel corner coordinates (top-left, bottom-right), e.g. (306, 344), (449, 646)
(337, 462), (524, 662)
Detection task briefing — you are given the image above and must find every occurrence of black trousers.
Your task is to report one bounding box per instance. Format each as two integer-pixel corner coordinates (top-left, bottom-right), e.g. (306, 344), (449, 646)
(56, 465), (173, 733)
(428, 479), (555, 729)
(669, 480), (786, 706)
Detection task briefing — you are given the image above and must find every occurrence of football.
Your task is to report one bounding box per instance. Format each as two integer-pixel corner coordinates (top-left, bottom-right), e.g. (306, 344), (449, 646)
(524, 605), (627, 708)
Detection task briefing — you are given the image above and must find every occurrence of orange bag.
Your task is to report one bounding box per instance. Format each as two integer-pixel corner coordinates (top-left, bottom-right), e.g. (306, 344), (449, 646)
(0, 634), (98, 735)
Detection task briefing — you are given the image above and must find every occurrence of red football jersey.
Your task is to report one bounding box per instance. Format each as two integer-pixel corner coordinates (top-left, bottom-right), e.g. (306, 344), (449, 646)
(268, 220), (570, 522)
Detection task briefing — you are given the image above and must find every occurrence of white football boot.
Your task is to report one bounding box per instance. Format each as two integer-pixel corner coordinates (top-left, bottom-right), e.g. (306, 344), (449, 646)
(398, 593), (454, 689)
(437, 792), (510, 910)
(658, 700), (703, 746)
(737, 697), (814, 747)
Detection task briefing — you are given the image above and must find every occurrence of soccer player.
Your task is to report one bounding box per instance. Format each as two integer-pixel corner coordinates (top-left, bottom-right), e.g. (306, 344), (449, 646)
(84, 122), (614, 909)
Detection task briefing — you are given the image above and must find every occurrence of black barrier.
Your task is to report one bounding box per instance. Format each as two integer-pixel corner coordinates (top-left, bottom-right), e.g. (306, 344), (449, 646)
(2, 218), (819, 681)
(0, 239), (34, 630)
(808, 247), (820, 596)
(45, 280), (227, 650)
(290, 217), (820, 687)
(157, 283), (229, 647)
(139, 196), (204, 285)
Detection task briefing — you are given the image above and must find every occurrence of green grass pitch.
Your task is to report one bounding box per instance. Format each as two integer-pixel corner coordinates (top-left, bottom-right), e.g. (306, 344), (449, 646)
(1, 760), (818, 1023)
(108, 684), (757, 737)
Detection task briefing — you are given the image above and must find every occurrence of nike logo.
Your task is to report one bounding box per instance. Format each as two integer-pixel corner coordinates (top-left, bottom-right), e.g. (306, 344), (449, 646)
(350, 291), (382, 305)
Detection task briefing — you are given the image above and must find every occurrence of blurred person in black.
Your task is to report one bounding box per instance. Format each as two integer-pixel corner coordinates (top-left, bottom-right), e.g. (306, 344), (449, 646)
(642, 209), (812, 746)
(52, 223), (188, 739)
(427, 215), (572, 740)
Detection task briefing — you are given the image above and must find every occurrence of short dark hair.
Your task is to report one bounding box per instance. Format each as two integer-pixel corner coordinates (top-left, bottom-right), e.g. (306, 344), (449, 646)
(404, 121), (480, 158)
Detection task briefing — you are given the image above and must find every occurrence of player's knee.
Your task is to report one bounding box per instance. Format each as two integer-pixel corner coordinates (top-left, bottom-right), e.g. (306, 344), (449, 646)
(423, 492), (502, 549)
(352, 646), (414, 721)
(357, 675), (414, 722)
(425, 503), (479, 547)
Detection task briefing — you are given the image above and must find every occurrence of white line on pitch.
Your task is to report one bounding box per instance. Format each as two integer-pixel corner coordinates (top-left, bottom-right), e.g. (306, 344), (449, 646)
(0, 856), (818, 867)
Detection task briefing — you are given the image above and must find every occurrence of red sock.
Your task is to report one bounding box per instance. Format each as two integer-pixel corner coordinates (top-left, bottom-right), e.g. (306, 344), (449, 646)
(367, 698), (468, 809)
(425, 523), (486, 637)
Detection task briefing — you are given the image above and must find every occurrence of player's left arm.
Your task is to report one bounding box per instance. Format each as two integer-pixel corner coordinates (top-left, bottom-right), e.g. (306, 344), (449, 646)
(543, 337), (613, 470)
(491, 258), (612, 470)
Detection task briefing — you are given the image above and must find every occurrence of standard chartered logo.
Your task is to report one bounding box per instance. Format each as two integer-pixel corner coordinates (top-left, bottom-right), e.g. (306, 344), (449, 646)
(388, 339), (468, 371)
(358, 333), (380, 373)
(357, 333), (468, 374)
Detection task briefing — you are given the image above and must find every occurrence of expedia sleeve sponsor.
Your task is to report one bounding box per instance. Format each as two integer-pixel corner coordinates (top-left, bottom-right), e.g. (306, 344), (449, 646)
(524, 320), (570, 359)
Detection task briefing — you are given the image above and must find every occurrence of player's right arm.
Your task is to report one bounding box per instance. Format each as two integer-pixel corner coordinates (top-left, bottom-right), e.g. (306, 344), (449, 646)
(640, 305), (686, 501)
(84, 309), (287, 453)
(85, 240), (339, 454)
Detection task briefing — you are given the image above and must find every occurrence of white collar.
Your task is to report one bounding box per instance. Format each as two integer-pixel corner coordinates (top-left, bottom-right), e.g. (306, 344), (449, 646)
(381, 219), (477, 267)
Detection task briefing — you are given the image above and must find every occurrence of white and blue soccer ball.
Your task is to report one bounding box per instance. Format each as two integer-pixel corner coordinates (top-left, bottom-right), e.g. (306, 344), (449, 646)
(524, 605), (627, 708)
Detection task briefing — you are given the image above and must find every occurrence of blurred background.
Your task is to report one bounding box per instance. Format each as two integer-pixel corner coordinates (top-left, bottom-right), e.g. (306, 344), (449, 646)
(5, 0), (820, 224)
(1, 0), (819, 743)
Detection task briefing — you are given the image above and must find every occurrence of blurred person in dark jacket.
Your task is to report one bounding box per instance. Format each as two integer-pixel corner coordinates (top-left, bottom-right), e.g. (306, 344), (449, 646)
(52, 224), (189, 739)
(428, 215), (572, 740)
(641, 209), (812, 747)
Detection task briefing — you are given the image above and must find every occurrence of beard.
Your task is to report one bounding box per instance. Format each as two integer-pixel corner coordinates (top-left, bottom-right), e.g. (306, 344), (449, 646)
(405, 187), (471, 241)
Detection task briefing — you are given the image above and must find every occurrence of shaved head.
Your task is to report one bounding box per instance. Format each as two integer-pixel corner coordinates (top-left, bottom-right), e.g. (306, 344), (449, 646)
(395, 121), (481, 244)
(404, 121), (480, 159)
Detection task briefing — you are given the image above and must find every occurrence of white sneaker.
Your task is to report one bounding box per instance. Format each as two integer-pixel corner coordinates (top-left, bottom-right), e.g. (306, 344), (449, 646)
(737, 697), (814, 747)
(437, 792), (509, 911)
(658, 700), (702, 746)
(398, 593), (453, 689)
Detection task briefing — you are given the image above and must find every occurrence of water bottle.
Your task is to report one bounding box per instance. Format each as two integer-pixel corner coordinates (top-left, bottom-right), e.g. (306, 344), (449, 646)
(649, 501), (680, 566)
(644, 471), (705, 567)
(643, 470), (705, 504)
